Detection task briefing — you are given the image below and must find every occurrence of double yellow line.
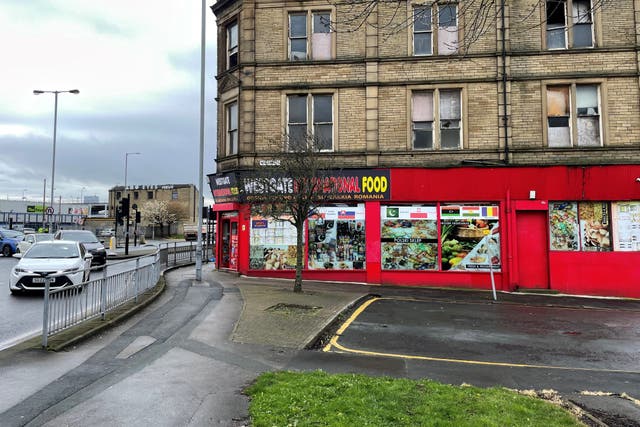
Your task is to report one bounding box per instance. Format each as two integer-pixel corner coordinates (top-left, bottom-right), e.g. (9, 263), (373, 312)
(323, 297), (640, 374)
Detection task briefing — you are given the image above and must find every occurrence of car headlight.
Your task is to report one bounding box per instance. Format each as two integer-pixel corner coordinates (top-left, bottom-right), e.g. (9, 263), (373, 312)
(13, 267), (29, 274)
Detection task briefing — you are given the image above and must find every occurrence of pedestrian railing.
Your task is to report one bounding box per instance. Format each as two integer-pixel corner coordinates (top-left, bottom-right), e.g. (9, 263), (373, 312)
(42, 243), (201, 347)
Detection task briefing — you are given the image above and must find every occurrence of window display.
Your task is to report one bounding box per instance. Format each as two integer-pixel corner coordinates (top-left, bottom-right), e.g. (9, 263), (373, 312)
(550, 201), (612, 252)
(381, 206), (438, 270)
(612, 201), (640, 251)
(549, 202), (579, 251)
(578, 202), (611, 251)
(308, 205), (366, 270)
(249, 215), (299, 270)
(440, 204), (500, 271)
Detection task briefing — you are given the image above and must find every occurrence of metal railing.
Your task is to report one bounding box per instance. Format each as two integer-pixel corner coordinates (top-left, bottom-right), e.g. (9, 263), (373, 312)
(42, 243), (199, 347)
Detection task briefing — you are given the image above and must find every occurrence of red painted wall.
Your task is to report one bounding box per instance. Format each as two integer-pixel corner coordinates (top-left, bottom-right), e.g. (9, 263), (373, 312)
(217, 165), (640, 298)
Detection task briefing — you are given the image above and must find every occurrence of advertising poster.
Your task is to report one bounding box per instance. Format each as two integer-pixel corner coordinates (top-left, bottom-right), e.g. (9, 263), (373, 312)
(308, 205), (366, 270)
(578, 202), (611, 251)
(440, 205), (501, 271)
(612, 201), (640, 251)
(249, 215), (298, 270)
(549, 202), (579, 251)
(381, 205), (438, 270)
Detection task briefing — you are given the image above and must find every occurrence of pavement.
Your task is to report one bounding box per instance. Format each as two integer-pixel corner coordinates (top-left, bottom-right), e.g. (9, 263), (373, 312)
(0, 257), (639, 426)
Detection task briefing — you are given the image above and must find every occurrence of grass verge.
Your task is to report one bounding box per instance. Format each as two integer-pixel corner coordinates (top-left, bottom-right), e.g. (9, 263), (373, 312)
(246, 371), (583, 426)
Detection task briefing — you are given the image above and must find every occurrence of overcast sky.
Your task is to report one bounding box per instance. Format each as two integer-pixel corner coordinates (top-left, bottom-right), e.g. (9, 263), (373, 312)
(0, 0), (218, 205)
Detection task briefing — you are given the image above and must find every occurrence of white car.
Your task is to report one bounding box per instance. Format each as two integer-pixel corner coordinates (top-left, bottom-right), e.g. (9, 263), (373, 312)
(9, 240), (92, 295)
(16, 233), (54, 254)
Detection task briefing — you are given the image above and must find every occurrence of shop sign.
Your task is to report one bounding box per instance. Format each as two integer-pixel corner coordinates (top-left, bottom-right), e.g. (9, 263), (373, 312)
(27, 205), (45, 213)
(210, 169), (391, 203)
(612, 201), (640, 251)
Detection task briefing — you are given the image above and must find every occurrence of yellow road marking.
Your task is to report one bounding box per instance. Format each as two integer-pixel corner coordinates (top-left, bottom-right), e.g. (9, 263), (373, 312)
(323, 297), (640, 374)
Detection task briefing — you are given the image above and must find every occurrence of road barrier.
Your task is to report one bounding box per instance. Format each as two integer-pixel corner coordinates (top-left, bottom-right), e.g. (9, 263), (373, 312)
(42, 243), (201, 348)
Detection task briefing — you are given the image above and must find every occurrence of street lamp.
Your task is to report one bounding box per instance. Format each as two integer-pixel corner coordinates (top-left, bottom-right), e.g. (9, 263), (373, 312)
(33, 89), (80, 231)
(124, 152), (141, 191)
(80, 186), (86, 203)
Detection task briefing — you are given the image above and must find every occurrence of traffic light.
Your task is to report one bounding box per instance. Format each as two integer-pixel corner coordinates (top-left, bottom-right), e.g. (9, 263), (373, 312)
(135, 211), (141, 224)
(116, 207), (124, 225)
(120, 196), (130, 217)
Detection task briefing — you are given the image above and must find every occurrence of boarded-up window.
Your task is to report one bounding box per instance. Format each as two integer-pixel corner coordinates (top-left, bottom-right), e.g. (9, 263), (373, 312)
(547, 86), (571, 147)
(413, 7), (432, 55)
(312, 12), (332, 59)
(438, 4), (458, 55)
(576, 85), (600, 146)
(546, 1), (567, 49)
(412, 92), (434, 149)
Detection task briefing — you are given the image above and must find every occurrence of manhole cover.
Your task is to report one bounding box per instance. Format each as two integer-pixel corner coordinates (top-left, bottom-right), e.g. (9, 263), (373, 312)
(266, 303), (322, 314)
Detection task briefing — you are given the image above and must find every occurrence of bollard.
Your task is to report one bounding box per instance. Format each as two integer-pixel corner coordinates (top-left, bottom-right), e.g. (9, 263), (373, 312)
(42, 275), (51, 348)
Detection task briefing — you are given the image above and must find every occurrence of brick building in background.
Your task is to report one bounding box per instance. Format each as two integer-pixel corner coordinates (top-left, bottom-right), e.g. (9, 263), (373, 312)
(208, 0), (640, 297)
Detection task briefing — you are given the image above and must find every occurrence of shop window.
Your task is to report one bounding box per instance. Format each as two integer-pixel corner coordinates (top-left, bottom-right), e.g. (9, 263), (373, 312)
(440, 204), (501, 271)
(227, 21), (238, 69)
(412, 4), (458, 56)
(546, 84), (601, 147)
(308, 205), (366, 270)
(612, 202), (640, 251)
(412, 89), (462, 150)
(546, 0), (594, 49)
(226, 100), (238, 156)
(289, 11), (333, 61)
(549, 201), (612, 251)
(249, 214), (299, 270)
(381, 206), (438, 270)
(287, 93), (333, 151)
(147, 191), (153, 199)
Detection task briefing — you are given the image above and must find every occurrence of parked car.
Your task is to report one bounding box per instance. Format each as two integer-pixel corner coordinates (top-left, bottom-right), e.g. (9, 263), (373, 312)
(99, 228), (115, 237)
(9, 241), (92, 294)
(0, 229), (24, 257)
(53, 230), (107, 268)
(17, 233), (54, 254)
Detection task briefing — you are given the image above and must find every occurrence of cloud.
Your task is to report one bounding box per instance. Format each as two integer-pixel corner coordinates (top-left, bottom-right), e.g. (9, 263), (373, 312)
(0, 0), (219, 204)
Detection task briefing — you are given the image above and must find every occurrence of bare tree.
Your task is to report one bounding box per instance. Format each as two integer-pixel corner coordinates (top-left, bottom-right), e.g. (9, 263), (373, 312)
(245, 133), (340, 293)
(166, 201), (189, 236)
(329, 0), (614, 54)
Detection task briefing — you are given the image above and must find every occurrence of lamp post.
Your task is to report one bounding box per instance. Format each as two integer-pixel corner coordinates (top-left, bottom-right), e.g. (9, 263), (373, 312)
(33, 89), (80, 232)
(195, 0), (207, 281)
(80, 186), (86, 203)
(124, 152), (140, 255)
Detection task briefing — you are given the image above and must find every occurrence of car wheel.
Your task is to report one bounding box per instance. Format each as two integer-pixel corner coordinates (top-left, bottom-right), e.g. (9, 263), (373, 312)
(2, 246), (12, 257)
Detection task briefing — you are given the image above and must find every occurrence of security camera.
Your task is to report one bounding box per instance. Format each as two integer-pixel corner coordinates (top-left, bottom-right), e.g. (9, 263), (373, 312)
(637, 177), (640, 182)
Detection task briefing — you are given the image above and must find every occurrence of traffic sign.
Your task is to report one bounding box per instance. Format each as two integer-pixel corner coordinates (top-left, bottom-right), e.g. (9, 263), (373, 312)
(46, 207), (54, 215)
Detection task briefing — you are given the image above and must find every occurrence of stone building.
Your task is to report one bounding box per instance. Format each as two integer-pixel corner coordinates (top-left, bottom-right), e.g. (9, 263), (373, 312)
(108, 184), (200, 234)
(208, 0), (640, 297)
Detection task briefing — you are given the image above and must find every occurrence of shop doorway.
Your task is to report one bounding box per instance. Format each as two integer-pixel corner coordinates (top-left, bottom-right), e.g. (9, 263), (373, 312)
(220, 216), (239, 270)
(515, 211), (549, 289)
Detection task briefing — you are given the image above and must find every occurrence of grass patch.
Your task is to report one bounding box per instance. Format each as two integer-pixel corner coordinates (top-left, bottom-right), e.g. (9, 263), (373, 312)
(246, 371), (583, 427)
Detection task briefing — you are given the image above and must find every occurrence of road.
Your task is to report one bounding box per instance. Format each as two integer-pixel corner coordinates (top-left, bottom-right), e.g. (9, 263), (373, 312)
(0, 256), (149, 350)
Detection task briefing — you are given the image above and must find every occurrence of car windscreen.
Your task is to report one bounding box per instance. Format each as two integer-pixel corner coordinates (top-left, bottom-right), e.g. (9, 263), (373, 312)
(2, 230), (23, 238)
(35, 234), (54, 242)
(60, 231), (98, 243)
(25, 244), (80, 259)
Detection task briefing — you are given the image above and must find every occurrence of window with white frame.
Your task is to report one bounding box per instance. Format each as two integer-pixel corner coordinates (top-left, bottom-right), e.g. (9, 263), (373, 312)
(412, 89), (462, 150)
(546, 0), (594, 49)
(226, 101), (238, 156)
(227, 21), (238, 69)
(546, 84), (601, 147)
(289, 11), (333, 60)
(287, 94), (333, 151)
(412, 4), (458, 56)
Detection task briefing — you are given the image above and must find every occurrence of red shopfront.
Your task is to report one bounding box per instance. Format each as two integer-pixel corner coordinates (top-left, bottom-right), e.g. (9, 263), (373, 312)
(209, 165), (640, 298)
